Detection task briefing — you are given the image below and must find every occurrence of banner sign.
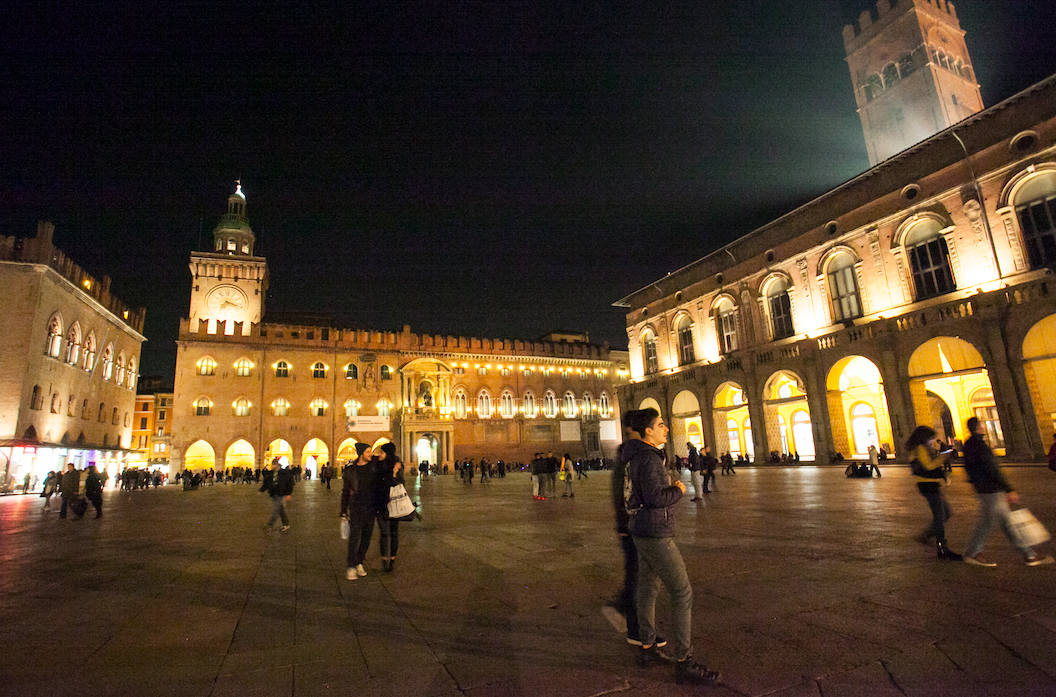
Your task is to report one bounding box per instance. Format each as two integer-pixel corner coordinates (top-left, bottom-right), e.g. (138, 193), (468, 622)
(346, 416), (390, 432)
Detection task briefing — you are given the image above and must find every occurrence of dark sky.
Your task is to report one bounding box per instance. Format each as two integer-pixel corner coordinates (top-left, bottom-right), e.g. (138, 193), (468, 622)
(3, 1), (1055, 377)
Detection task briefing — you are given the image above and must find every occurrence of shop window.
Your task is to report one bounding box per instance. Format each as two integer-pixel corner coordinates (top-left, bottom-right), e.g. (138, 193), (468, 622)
(970, 389), (1005, 450)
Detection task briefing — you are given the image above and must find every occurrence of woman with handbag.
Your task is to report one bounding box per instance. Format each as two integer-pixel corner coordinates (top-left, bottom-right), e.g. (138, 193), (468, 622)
(907, 425), (962, 561)
(341, 443), (385, 580)
(378, 442), (406, 572)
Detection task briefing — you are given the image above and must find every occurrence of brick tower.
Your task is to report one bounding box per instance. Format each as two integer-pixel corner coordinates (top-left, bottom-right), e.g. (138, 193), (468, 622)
(843, 0), (984, 166)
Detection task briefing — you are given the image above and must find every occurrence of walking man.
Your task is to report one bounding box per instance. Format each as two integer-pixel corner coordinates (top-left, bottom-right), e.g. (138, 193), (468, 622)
(59, 463), (81, 519)
(85, 464), (104, 518)
(962, 417), (1053, 567)
(687, 443), (703, 501)
(262, 458), (295, 531)
(625, 408), (719, 685)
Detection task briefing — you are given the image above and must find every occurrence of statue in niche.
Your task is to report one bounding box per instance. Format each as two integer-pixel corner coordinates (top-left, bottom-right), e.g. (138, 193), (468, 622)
(364, 364), (374, 380)
(423, 387), (433, 407)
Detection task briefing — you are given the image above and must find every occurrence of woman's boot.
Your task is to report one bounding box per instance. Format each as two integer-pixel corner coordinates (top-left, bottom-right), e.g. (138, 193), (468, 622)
(937, 540), (963, 561)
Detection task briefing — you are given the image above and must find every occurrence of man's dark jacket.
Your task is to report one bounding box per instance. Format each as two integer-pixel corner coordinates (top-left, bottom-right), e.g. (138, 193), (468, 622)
(963, 433), (1013, 494)
(625, 439), (682, 538)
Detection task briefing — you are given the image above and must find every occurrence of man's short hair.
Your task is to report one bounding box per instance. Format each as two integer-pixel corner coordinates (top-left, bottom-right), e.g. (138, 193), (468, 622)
(628, 408), (660, 438)
(966, 417), (980, 434)
(620, 409), (640, 431)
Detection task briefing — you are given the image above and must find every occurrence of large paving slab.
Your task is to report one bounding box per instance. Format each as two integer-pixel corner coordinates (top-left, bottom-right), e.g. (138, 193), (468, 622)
(3, 465), (1056, 696)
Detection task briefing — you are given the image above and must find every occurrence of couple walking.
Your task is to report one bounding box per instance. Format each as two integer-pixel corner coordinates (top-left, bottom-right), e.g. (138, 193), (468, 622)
(341, 442), (405, 578)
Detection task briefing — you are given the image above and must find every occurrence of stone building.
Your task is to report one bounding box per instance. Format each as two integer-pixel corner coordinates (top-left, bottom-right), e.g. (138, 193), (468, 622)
(845, 0), (984, 166)
(170, 188), (627, 475)
(130, 378), (174, 471)
(615, 73), (1056, 464)
(0, 222), (146, 486)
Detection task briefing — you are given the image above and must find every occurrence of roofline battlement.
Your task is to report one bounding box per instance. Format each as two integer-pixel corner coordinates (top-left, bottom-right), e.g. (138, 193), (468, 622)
(843, 0), (961, 54)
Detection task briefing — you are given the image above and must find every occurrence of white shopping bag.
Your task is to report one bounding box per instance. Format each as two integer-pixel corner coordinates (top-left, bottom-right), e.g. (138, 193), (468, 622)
(340, 518), (350, 540)
(387, 484), (416, 519)
(1009, 508), (1051, 548)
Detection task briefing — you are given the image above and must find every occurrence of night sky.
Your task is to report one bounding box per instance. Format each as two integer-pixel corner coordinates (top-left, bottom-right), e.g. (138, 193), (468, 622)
(3, 1), (1055, 377)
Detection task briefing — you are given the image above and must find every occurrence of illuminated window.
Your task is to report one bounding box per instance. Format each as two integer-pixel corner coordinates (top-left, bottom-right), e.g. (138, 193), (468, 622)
(346, 364), (358, 379)
(312, 362), (327, 378)
(477, 390), (492, 418)
(380, 365), (392, 380)
(477, 366), (488, 377)
(766, 278), (794, 340)
(46, 314), (63, 357)
(453, 389), (468, 419)
(227, 239), (236, 251)
(116, 354), (126, 386)
(523, 368), (533, 377)
(905, 219), (955, 300)
(543, 391), (557, 418)
(453, 365), (466, 375)
(500, 366), (511, 377)
(241, 243), (250, 254)
(970, 389), (1005, 450)
(310, 398), (328, 416)
(1014, 171), (1056, 268)
(676, 316), (695, 365)
(377, 399), (392, 417)
(195, 398), (211, 416)
(233, 398), (250, 416)
(272, 398), (289, 416)
(791, 410), (815, 459)
(275, 361), (289, 378)
(727, 419), (742, 458)
(582, 393), (593, 416)
(499, 391), (515, 418)
(82, 333), (96, 371)
(215, 238), (223, 251)
(850, 402), (879, 455)
(64, 323), (81, 365)
(197, 356), (216, 376)
(235, 358), (253, 376)
(743, 416), (755, 461)
(827, 253), (862, 322)
(344, 399), (361, 417)
(523, 392), (537, 418)
(127, 358), (137, 390)
(641, 328), (659, 374)
(563, 391), (577, 418)
(599, 392), (611, 417)
(102, 344), (114, 380)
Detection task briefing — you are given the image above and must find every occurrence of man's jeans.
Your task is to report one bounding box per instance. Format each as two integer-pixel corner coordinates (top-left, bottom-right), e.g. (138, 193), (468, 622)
(267, 495), (289, 527)
(633, 535), (692, 660)
(690, 470), (704, 497)
(965, 491), (1035, 559)
(531, 475), (539, 496)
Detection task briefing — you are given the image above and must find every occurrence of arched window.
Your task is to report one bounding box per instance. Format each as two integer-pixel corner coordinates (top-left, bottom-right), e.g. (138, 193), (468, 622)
(863, 74), (883, 102)
(127, 358), (137, 390)
(477, 390), (492, 419)
(124, 412), (131, 427)
(234, 358), (253, 377)
(64, 324), (81, 365)
(82, 332), (96, 371)
(272, 398), (289, 417)
(599, 392), (611, 418)
(112, 407), (119, 425)
(727, 419), (742, 458)
(904, 219), (955, 299)
(275, 361), (289, 378)
(766, 278), (795, 340)
(543, 391), (558, 418)
(81, 399), (89, 419)
(715, 298), (738, 353)
(195, 398), (211, 416)
(312, 362), (327, 378)
(1014, 171), (1056, 268)
(582, 393), (594, 417)
(641, 328), (659, 374)
(898, 52), (916, 79)
(452, 389), (468, 419)
(233, 398), (250, 416)
(563, 391), (577, 418)
(102, 344), (114, 380)
(523, 392), (537, 418)
(882, 62), (900, 88)
(499, 391), (515, 418)
(377, 399), (392, 417)
(196, 356), (216, 376)
(46, 314), (63, 357)
(116, 353), (126, 386)
(310, 398), (328, 416)
(676, 316), (695, 365)
(346, 364), (358, 379)
(380, 365), (392, 380)
(216, 238), (223, 251)
(98, 402), (106, 422)
(344, 399), (361, 417)
(827, 253), (862, 322)
(50, 393), (61, 414)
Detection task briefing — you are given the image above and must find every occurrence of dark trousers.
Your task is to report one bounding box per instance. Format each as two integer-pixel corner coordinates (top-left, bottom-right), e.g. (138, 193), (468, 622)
(380, 516), (399, 558)
(921, 488), (951, 543)
(618, 534), (640, 639)
(88, 494), (102, 517)
(348, 510), (375, 567)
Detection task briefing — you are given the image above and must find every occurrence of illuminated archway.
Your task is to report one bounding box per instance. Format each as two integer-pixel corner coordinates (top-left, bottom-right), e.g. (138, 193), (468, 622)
(638, 397), (662, 414)
(302, 438), (329, 469)
(908, 336), (999, 452)
(224, 439), (255, 470)
(713, 382), (749, 460)
(826, 356), (894, 457)
(337, 437), (360, 463)
(762, 370), (813, 461)
(670, 390), (702, 458)
(416, 434), (439, 467)
(184, 440), (216, 471)
(266, 439), (294, 466)
(1023, 314), (1056, 447)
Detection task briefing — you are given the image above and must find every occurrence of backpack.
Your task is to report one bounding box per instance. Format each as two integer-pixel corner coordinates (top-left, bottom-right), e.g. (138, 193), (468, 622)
(623, 462), (641, 517)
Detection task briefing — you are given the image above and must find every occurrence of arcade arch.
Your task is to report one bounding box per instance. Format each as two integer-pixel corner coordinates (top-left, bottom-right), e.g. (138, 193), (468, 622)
(303, 438), (329, 468)
(184, 440), (216, 471)
(713, 382), (751, 461)
(337, 437), (360, 463)
(670, 390), (702, 459)
(763, 371), (814, 460)
(224, 439), (255, 470)
(416, 433), (440, 467)
(1021, 314), (1056, 447)
(638, 397), (663, 414)
(266, 438), (294, 466)
(907, 336), (1001, 452)
(826, 356), (894, 457)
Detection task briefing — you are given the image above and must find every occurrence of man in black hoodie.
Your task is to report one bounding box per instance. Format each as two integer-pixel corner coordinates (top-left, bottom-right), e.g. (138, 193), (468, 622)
(625, 408), (719, 686)
(962, 417), (1053, 567)
(262, 457), (295, 532)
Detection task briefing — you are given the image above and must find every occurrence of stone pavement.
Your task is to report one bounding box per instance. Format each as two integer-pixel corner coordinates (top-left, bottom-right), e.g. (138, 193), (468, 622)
(3, 466), (1056, 696)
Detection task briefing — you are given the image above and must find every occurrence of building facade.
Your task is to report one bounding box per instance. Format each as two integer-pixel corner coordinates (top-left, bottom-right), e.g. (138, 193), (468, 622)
(845, 0), (983, 166)
(616, 73), (1056, 464)
(0, 222), (146, 486)
(130, 381), (174, 471)
(170, 189), (627, 475)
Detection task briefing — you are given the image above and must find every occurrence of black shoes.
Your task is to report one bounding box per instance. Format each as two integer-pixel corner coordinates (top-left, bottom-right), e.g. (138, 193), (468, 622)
(638, 644), (676, 666)
(675, 658), (721, 685)
(937, 541), (963, 561)
(627, 634), (667, 648)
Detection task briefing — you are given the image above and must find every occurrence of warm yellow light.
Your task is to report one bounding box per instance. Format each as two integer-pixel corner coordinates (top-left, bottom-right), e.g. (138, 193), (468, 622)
(123, 310), (129, 319)
(485, 364), (492, 369)
(83, 279), (91, 289)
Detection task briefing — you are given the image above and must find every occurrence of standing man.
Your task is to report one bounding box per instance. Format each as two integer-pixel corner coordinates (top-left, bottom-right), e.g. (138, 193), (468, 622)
(962, 417), (1053, 567)
(867, 444), (882, 477)
(59, 463), (81, 519)
(686, 444), (703, 501)
(531, 453), (544, 500)
(625, 408), (719, 685)
(84, 464), (104, 518)
(262, 458), (295, 532)
(545, 452), (559, 499)
(703, 447), (717, 492)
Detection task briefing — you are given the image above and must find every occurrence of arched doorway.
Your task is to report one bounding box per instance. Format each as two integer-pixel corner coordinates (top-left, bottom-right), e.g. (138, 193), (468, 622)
(826, 356), (894, 458)
(302, 438), (329, 470)
(266, 439), (294, 466)
(713, 382), (750, 460)
(1023, 314), (1056, 448)
(670, 390), (702, 458)
(224, 439), (255, 470)
(337, 437), (360, 464)
(184, 440), (215, 471)
(763, 371), (814, 461)
(908, 337), (1001, 453)
(638, 397), (662, 414)
(416, 434), (439, 468)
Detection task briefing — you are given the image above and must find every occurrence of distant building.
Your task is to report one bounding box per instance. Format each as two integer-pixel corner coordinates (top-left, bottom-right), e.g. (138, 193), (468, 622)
(616, 73), (1056, 464)
(131, 379), (174, 470)
(0, 222), (146, 487)
(170, 187), (627, 475)
(844, 0), (984, 166)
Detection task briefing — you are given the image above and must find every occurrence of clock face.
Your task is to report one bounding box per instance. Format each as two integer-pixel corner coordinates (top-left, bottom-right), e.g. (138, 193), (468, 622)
(206, 285), (248, 320)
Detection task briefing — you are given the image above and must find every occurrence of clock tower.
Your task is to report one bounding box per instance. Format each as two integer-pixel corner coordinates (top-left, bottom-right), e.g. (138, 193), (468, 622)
(188, 183), (269, 335)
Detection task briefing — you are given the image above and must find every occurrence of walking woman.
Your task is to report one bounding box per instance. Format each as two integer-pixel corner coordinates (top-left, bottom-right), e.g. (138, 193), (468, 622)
(41, 470), (58, 512)
(377, 442), (405, 572)
(907, 425), (962, 560)
(341, 443), (383, 580)
(561, 453), (575, 498)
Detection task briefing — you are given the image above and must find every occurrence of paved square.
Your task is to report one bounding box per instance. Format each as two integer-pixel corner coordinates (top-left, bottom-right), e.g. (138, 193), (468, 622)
(3, 466), (1056, 696)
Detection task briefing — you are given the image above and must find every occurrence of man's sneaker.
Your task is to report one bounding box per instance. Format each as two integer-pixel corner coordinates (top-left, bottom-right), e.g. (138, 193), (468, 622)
(638, 644), (676, 666)
(965, 555), (997, 567)
(346, 568), (358, 580)
(626, 634), (667, 648)
(1026, 554), (1055, 567)
(356, 564), (367, 577)
(675, 658), (720, 685)
(280, 525), (290, 532)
